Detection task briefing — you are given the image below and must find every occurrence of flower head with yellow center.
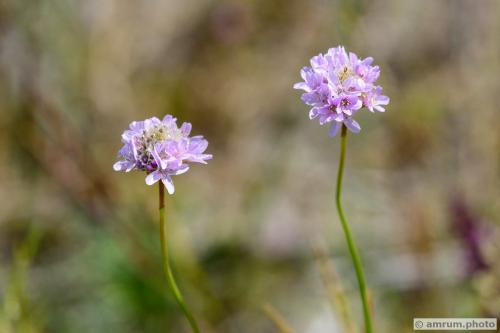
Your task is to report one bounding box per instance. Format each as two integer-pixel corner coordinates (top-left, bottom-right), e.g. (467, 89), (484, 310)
(113, 115), (212, 194)
(294, 46), (389, 136)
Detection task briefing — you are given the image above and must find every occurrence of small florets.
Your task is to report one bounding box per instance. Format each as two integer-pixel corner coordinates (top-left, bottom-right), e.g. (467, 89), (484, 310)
(113, 115), (212, 194)
(294, 46), (389, 136)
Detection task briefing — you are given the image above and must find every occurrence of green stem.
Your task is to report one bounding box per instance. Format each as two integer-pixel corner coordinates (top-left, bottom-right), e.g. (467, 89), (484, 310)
(159, 183), (201, 333)
(336, 125), (373, 333)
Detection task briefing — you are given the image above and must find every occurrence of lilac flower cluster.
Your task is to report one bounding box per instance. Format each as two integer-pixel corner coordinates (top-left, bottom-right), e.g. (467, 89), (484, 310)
(294, 46), (389, 136)
(113, 115), (212, 194)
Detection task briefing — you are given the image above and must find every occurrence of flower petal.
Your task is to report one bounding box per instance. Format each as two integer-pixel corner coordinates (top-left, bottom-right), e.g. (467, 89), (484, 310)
(333, 112), (344, 122)
(162, 176), (175, 194)
(309, 107), (320, 119)
(293, 82), (309, 91)
(377, 95), (390, 105)
(174, 165), (190, 175)
(319, 114), (331, 125)
(352, 98), (363, 110)
(180, 122), (192, 136)
(344, 118), (361, 133)
(328, 122), (341, 137)
(145, 171), (162, 185)
(152, 144), (167, 169)
(113, 161), (134, 172)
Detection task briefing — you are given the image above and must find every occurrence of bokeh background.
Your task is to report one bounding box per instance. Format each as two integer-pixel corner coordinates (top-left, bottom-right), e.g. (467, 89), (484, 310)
(1, 0), (499, 332)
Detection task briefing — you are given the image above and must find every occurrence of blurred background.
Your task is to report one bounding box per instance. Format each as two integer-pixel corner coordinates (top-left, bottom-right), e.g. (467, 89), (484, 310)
(0, 0), (499, 332)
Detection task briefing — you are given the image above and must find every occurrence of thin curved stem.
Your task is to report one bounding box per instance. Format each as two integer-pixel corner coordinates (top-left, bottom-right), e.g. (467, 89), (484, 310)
(336, 125), (373, 333)
(159, 183), (201, 333)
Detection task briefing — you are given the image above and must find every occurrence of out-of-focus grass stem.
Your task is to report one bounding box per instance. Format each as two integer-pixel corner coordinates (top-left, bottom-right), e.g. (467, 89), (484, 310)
(261, 303), (295, 333)
(313, 246), (358, 333)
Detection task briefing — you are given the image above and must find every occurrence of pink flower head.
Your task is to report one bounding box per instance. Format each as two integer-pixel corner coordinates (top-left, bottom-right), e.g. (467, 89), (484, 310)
(113, 115), (212, 194)
(294, 46), (389, 136)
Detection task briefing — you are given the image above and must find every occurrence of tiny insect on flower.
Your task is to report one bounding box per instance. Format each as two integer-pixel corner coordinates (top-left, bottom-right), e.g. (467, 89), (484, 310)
(294, 46), (389, 136)
(113, 115), (212, 194)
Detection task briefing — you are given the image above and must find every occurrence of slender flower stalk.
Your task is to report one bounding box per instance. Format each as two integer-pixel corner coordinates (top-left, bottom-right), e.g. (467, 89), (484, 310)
(336, 125), (372, 333)
(159, 183), (200, 333)
(114, 115), (212, 333)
